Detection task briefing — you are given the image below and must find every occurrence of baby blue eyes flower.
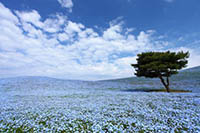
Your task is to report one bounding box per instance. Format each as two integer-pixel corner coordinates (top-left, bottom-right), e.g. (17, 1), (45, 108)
(0, 89), (200, 132)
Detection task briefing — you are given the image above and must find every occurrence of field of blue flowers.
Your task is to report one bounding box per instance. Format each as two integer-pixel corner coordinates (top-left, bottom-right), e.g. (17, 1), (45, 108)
(1, 85), (200, 132)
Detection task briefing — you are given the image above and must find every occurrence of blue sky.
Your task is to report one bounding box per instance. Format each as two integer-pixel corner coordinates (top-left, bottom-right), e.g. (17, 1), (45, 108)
(0, 0), (200, 80)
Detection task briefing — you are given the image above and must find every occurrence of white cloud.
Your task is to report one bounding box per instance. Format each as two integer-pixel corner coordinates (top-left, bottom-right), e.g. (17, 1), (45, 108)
(16, 10), (67, 33)
(65, 21), (84, 33)
(0, 3), (19, 24)
(0, 2), (199, 80)
(58, 0), (73, 12)
(15, 10), (43, 28)
(103, 25), (123, 40)
(58, 33), (69, 41)
(43, 14), (67, 33)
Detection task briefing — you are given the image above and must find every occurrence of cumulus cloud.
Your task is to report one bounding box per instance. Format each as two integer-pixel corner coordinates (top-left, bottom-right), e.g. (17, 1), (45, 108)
(43, 14), (67, 33)
(15, 10), (43, 28)
(0, 3), (18, 24)
(103, 24), (123, 40)
(0, 2), (199, 80)
(15, 10), (67, 33)
(58, 0), (73, 12)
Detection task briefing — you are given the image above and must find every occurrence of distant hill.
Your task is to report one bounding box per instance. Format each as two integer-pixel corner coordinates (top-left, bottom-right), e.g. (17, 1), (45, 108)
(0, 76), (90, 91)
(0, 66), (200, 92)
(184, 66), (200, 72)
(0, 76), (130, 91)
(104, 66), (200, 82)
(101, 66), (200, 92)
(172, 66), (200, 80)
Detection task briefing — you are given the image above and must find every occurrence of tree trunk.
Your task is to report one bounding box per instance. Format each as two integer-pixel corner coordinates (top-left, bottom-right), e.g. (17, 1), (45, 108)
(159, 76), (170, 92)
(165, 84), (170, 93)
(166, 76), (170, 92)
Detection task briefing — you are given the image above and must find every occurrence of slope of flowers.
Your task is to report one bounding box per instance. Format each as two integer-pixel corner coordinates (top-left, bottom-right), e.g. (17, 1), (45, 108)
(0, 89), (200, 132)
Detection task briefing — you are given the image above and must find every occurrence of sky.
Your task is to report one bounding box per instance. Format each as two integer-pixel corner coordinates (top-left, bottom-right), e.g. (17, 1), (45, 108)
(0, 0), (200, 80)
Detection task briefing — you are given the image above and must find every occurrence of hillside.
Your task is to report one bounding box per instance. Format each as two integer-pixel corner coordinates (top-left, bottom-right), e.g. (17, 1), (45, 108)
(0, 66), (200, 92)
(105, 66), (200, 82)
(100, 66), (200, 92)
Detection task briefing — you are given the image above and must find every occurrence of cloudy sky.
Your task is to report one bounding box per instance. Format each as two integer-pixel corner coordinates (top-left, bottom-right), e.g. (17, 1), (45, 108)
(0, 0), (200, 80)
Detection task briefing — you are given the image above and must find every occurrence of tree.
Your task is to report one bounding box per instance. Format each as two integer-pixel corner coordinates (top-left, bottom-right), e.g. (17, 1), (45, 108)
(131, 51), (189, 92)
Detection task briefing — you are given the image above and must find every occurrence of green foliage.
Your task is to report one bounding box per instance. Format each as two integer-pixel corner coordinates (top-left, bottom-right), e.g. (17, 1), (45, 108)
(131, 51), (189, 92)
(131, 51), (189, 78)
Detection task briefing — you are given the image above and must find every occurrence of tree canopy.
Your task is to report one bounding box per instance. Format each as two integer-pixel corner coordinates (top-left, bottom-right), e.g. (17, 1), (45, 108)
(131, 51), (189, 92)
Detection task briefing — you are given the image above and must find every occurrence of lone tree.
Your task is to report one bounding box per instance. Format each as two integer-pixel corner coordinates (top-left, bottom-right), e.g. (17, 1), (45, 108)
(131, 51), (189, 92)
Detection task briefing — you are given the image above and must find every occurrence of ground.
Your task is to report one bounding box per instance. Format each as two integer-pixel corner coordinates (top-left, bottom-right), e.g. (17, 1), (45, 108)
(0, 89), (200, 132)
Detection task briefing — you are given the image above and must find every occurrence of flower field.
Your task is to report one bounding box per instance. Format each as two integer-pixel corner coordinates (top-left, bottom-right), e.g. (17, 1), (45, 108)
(1, 88), (200, 132)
